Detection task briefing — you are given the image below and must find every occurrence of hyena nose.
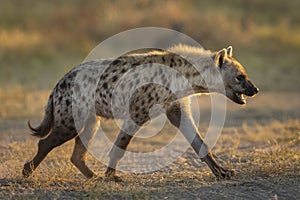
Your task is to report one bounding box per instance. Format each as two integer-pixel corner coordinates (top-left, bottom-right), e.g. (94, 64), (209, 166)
(253, 87), (259, 94)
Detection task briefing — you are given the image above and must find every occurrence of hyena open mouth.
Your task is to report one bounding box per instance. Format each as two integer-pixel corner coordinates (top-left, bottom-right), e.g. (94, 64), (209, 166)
(231, 90), (258, 105)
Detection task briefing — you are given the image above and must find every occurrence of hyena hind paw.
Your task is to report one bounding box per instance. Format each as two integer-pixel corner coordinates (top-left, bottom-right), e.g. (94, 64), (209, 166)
(22, 162), (34, 178)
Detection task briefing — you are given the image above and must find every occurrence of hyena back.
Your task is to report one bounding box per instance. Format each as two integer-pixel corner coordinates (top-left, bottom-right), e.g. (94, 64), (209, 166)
(23, 45), (258, 181)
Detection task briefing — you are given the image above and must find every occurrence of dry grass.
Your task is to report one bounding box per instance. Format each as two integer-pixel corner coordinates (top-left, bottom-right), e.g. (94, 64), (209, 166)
(0, 87), (50, 119)
(1, 120), (299, 199)
(0, 29), (43, 50)
(0, 89), (299, 199)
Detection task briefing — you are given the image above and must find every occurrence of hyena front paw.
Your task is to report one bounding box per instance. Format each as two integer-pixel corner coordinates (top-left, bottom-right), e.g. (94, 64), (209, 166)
(209, 163), (235, 179)
(214, 167), (235, 179)
(202, 152), (235, 179)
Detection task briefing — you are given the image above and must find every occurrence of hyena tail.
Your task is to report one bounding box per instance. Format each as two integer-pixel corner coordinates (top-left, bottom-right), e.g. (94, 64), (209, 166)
(27, 93), (54, 138)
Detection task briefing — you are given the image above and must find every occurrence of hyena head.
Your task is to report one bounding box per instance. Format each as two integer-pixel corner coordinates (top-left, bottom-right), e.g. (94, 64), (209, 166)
(214, 46), (259, 104)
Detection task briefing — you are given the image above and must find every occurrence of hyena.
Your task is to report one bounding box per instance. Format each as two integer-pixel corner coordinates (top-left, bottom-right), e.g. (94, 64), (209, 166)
(23, 44), (258, 181)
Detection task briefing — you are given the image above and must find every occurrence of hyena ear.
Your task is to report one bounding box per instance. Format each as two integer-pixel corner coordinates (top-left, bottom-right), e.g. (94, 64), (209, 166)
(227, 46), (233, 57)
(214, 49), (227, 68)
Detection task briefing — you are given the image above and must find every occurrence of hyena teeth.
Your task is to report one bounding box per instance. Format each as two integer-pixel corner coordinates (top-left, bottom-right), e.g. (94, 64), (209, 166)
(236, 93), (245, 100)
(240, 94), (246, 100)
(236, 93), (246, 104)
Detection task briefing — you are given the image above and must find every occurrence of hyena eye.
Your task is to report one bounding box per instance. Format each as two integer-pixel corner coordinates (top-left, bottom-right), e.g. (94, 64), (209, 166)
(236, 75), (245, 82)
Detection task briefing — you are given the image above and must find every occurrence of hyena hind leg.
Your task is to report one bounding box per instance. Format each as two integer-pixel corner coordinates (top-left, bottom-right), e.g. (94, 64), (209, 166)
(105, 119), (141, 182)
(23, 129), (77, 177)
(71, 115), (100, 178)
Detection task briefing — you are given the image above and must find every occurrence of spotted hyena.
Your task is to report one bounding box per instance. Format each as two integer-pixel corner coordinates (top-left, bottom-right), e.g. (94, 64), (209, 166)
(23, 45), (258, 181)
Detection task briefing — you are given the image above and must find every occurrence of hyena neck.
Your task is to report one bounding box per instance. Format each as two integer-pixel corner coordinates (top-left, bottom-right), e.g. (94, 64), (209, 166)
(124, 45), (222, 98)
(166, 45), (222, 95)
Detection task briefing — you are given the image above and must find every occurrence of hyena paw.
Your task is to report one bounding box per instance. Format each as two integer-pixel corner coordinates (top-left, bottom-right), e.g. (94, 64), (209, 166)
(215, 167), (235, 179)
(104, 167), (123, 182)
(112, 175), (123, 182)
(22, 162), (34, 178)
(104, 175), (123, 182)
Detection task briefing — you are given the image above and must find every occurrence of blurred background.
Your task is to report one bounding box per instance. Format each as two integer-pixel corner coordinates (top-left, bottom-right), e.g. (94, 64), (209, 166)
(0, 0), (299, 119)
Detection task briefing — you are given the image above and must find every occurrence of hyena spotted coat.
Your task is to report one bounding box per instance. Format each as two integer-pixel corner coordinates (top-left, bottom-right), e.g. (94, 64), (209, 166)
(23, 45), (258, 181)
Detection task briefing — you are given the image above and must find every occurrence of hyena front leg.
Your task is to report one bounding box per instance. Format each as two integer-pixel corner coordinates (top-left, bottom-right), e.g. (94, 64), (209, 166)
(166, 101), (234, 179)
(105, 119), (141, 182)
(71, 115), (100, 178)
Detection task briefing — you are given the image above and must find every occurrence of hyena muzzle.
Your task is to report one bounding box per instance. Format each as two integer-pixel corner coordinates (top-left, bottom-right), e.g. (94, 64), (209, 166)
(23, 45), (258, 181)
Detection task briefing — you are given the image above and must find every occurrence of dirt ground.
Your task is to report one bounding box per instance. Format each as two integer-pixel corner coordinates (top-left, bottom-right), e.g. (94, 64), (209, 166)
(0, 91), (299, 199)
